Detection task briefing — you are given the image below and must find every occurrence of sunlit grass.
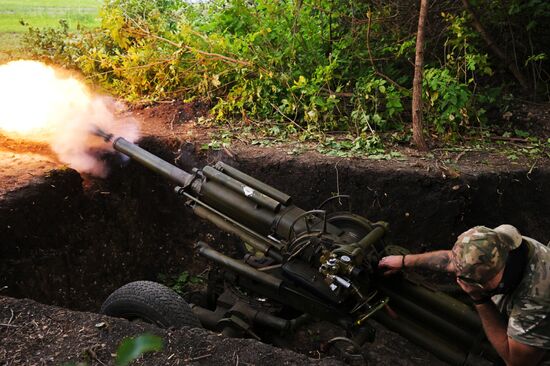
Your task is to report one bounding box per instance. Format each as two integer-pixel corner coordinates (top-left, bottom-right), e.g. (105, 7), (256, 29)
(0, 0), (101, 61)
(0, 0), (102, 33)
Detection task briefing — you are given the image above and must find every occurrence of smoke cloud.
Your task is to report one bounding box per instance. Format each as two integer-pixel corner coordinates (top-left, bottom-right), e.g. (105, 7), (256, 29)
(0, 60), (139, 177)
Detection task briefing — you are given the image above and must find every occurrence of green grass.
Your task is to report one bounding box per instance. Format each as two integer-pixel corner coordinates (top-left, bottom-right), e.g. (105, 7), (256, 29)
(0, 0), (102, 61)
(0, 0), (102, 33)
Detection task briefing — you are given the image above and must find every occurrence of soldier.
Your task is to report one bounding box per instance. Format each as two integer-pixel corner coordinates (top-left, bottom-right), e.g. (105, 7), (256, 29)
(378, 224), (550, 365)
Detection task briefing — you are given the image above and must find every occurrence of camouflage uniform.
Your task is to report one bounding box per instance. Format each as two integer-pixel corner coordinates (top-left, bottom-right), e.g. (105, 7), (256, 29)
(494, 236), (550, 351)
(452, 225), (550, 363)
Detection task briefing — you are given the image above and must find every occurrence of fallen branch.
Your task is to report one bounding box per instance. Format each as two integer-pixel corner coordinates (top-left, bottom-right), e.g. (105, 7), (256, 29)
(527, 159), (538, 180)
(454, 151), (466, 163)
(268, 102), (305, 132)
(184, 353), (212, 362)
(487, 136), (529, 143)
(463, 136), (529, 143)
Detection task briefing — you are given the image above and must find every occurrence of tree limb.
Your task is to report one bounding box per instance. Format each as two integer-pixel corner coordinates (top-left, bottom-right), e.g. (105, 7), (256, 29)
(412, 0), (429, 151)
(460, 0), (531, 92)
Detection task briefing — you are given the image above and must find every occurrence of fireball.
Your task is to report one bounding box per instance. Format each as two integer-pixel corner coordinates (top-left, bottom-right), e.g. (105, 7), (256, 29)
(0, 60), (90, 140)
(0, 60), (139, 176)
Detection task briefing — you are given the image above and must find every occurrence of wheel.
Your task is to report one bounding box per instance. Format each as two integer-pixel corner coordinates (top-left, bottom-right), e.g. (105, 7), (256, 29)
(100, 280), (201, 328)
(327, 213), (374, 244)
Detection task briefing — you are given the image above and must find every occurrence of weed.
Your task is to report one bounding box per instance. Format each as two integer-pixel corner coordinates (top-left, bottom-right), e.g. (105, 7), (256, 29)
(158, 271), (203, 296)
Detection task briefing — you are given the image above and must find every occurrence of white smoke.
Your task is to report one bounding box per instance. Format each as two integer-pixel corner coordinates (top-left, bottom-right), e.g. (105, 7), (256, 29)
(0, 60), (139, 177)
(49, 96), (140, 177)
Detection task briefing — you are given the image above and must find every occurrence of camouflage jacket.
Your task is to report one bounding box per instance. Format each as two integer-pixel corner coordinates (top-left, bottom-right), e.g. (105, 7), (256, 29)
(494, 236), (550, 362)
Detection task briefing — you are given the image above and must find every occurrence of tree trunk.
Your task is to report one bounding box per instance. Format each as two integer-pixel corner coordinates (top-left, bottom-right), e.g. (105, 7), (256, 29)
(461, 0), (531, 92)
(412, 0), (429, 151)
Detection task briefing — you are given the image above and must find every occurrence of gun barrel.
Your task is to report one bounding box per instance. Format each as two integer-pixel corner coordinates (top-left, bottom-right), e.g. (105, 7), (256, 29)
(91, 125), (114, 142)
(113, 137), (194, 188)
(106, 135), (311, 240)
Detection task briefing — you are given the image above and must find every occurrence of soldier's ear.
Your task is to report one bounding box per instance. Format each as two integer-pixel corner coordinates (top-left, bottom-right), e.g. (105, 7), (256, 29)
(447, 251), (457, 273)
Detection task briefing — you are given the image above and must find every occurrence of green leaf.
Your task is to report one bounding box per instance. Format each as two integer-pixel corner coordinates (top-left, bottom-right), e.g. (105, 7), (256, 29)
(116, 334), (163, 366)
(177, 271), (190, 284)
(514, 129), (530, 138)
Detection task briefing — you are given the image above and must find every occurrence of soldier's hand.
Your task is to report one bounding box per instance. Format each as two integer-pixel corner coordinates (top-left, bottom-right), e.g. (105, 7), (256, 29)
(456, 277), (486, 301)
(378, 255), (405, 275)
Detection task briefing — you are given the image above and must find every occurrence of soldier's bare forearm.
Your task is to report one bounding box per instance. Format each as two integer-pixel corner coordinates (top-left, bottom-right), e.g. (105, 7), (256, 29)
(474, 302), (511, 362)
(474, 302), (546, 366)
(405, 250), (455, 272)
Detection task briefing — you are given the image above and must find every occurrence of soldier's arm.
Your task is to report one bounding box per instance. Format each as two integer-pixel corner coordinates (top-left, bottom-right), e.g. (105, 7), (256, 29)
(474, 301), (547, 366)
(378, 250), (455, 274)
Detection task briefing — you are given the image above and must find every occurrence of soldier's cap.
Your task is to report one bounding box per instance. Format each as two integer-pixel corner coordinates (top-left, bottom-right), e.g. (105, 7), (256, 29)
(451, 225), (522, 283)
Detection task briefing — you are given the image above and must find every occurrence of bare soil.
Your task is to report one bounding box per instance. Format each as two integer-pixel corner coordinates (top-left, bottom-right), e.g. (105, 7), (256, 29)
(0, 296), (341, 366)
(1, 99), (550, 365)
(0, 135), (58, 198)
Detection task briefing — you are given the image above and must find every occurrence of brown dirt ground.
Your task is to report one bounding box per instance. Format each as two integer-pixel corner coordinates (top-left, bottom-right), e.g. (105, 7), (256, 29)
(0, 293), (451, 366)
(0, 136), (59, 198)
(129, 98), (550, 178)
(2, 98), (549, 197)
(0, 296), (341, 366)
(1, 99), (549, 365)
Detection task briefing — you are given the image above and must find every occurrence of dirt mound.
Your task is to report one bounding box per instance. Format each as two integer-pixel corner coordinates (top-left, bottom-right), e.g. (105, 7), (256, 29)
(0, 135), (60, 198)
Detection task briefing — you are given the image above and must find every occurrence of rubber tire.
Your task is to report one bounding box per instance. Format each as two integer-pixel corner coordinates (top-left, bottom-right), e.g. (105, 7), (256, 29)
(100, 280), (201, 328)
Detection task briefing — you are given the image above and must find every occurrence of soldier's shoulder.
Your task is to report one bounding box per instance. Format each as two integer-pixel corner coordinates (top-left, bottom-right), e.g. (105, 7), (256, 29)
(516, 239), (550, 300)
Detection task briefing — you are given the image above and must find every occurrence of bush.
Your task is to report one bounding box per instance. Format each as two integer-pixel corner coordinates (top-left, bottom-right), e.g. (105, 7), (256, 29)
(22, 0), (550, 146)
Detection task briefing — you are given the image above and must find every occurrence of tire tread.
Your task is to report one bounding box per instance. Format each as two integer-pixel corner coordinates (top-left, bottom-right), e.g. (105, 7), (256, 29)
(101, 281), (201, 328)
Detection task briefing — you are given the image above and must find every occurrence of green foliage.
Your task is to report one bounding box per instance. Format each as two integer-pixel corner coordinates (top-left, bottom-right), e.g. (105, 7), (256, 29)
(442, 12), (493, 81)
(0, 0), (100, 62)
(471, 0), (550, 96)
(351, 74), (406, 133)
(315, 134), (403, 159)
(62, 333), (163, 366)
(20, 0), (550, 146)
(158, 271), (203, 295)
(423, 68), (472, 133)
(209, 0), (349, 132)
(0, 0), (100, 33)
(116, 334), (163, 366)
(421, 11), (497, 135)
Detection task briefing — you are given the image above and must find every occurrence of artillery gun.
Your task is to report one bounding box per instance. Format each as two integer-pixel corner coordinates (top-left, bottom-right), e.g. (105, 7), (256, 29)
(95, 128), (498, 365)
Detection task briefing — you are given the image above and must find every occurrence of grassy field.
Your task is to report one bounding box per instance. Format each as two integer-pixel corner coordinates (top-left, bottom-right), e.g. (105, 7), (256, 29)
(0, 0), (102, 61)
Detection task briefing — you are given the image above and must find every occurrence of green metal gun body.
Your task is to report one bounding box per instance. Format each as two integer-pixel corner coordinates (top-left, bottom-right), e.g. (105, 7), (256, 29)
(110, 136), (498, 366)
(115, 137), (309, 244)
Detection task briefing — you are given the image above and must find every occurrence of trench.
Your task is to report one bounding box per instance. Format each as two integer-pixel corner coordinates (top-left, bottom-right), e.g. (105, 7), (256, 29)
(1, 136), (550, 358)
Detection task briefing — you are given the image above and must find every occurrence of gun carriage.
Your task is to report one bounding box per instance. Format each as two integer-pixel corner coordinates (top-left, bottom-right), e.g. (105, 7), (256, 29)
(96, 128), (497, 365)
